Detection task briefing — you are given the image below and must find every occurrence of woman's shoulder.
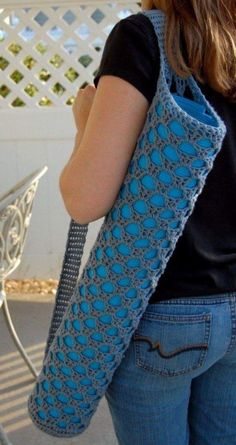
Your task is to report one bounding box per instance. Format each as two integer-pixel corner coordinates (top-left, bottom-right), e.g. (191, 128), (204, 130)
(116, 12), (159, 46)
(121, 11), (153, 25)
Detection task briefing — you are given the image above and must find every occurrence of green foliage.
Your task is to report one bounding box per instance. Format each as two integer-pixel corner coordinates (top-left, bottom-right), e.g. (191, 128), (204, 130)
(10, 70), (24, 83)
(65, 67), (79, 82)
(39, 68), (51, 82)
(50, 54), (64, 68)
(23, 55), (37, 70)
(52, 82), (66, 96)
(35, 41), (48, 54)
(79, 54), (93, 68)
(8, 43), (22, 55)
(38, 96), (53, 107)
(24, 83), (39, 97)
(0, 57), (9, 70)
(0, 85), (10, 98)
(11, 97), (26, 107)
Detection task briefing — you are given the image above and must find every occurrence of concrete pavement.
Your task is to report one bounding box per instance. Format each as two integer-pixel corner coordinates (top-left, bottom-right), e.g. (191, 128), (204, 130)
(0, 294), (119, 445)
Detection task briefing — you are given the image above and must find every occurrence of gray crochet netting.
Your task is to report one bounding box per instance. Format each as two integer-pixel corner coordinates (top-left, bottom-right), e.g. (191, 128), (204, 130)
(28, 9), (226, 438)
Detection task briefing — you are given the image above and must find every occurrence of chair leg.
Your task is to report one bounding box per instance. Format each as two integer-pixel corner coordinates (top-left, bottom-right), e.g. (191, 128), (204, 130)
(2, 295), (38, 379)
(0, 423), (13, 445)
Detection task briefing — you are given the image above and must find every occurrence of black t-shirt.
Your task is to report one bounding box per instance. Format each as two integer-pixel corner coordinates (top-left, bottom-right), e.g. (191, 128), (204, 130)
(93, 12), (236, 303)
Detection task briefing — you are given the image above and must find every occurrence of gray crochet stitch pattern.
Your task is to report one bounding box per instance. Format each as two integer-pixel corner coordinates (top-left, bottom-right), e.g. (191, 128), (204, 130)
(28, 9), (226, 438)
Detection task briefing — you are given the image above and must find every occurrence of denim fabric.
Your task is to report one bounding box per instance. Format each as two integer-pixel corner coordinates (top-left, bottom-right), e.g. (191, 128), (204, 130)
(105, 293), (236, 445)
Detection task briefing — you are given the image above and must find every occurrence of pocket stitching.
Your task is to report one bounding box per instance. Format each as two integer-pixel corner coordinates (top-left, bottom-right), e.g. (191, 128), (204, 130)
(134, 313), (212, 377)
(141, 312), (211, 323)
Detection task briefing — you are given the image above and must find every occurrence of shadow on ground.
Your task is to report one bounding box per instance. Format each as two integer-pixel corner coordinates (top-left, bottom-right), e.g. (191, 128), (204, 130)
(0, 297), (118, 445)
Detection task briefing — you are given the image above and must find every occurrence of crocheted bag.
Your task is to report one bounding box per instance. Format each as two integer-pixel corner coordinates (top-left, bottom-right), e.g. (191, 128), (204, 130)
(28, 9), (226, 438)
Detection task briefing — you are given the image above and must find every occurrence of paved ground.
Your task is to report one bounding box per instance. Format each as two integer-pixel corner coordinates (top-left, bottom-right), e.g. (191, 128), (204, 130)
(0, 294), (119, 445)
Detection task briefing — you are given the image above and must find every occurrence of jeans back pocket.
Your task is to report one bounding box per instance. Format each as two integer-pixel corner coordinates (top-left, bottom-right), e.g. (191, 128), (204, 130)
(133, 311), (212, 377)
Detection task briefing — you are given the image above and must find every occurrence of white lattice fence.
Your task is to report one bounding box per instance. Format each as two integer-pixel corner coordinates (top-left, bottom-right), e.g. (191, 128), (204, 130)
(0, 1), (140, 108)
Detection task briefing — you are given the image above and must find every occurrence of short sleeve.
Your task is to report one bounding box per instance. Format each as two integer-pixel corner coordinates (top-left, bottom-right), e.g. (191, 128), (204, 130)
(93, 13), (160, 105)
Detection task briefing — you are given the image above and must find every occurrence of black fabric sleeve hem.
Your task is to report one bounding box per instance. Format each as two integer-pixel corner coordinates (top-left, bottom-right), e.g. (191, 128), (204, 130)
(93, 70), (154, 105)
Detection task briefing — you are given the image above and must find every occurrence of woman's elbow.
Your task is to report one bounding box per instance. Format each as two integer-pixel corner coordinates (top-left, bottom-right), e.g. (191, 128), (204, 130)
(59, 176), (105, 224)
(62, 199), (89, 225)
(59, 175), (82, 223)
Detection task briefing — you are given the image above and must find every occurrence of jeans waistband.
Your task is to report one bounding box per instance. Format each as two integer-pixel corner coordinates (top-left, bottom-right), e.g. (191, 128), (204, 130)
(149, 291), (236, 306)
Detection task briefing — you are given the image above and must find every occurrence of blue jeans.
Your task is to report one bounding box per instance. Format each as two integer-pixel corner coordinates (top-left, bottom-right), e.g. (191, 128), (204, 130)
(105, 293), (236, 445)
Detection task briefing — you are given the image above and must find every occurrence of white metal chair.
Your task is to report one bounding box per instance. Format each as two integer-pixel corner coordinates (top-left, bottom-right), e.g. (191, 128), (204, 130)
(0, 166), (48, 445)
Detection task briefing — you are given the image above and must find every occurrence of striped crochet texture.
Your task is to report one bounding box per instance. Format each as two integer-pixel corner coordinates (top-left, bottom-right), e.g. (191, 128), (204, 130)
(28, 9), (226, 437)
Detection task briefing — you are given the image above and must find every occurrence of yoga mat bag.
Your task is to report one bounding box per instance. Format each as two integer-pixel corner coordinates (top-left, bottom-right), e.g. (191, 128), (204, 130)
(28, 9), (226, 438)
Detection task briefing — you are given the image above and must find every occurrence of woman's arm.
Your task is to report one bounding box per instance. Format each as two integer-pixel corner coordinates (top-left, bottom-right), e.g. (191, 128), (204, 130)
(59, 74), (150, 224)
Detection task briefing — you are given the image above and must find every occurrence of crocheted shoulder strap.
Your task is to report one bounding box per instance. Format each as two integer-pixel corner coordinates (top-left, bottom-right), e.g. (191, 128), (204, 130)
(141, 9), (175, 88)
(141, 9), (204, 100)
(142, 9), (222, 126)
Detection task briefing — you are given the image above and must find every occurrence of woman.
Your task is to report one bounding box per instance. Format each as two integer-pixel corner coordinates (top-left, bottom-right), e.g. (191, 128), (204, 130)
(59, 1), (236, 444)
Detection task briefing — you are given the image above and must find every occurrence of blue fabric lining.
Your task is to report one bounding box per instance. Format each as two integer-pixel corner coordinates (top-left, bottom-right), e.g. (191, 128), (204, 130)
(172, 93), (218, 127)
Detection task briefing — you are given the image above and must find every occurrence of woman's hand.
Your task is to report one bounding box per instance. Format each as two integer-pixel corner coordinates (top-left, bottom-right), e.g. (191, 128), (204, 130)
(72, 84), (96, 133)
